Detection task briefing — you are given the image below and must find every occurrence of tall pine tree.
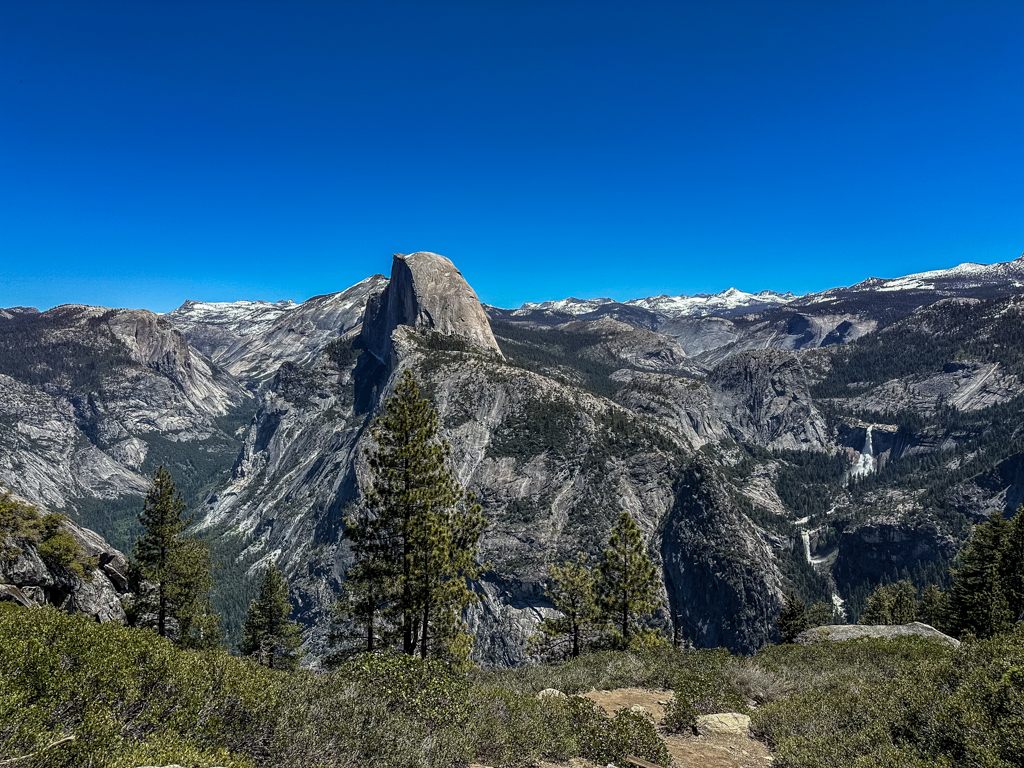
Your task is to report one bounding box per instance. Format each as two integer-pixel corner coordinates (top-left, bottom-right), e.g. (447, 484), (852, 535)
(537, 554), (599, 658)
(132, 466), (219, 645)
(946, 512), (1012, 638)
(240, 564), (303, 669)
(777, 591), (809, 642)
(597, 511), (660, 645)
(999, 506), (1024, 622)
(343, 370), (484, 660)
(340, 500), (400, 654)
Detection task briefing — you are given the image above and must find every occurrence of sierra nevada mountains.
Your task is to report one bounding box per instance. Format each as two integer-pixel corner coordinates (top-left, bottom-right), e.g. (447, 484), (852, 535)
(2, 250), (1024, 664)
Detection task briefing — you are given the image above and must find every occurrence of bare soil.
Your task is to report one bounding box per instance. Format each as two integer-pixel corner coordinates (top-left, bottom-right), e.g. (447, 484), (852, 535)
(474, 687), (773, 768)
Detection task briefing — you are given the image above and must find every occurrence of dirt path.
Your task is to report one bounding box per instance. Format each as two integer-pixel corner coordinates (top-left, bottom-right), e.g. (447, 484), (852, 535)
(572, 688), (772, 768)
(472, 687), (773, 767)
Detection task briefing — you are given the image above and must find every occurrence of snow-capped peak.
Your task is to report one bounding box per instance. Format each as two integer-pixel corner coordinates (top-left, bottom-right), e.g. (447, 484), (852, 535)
(514, 287), (797, 319)
(517, 297), (615, 316)
(625, 288), (796, 317)
(810, 254), (1024, 298)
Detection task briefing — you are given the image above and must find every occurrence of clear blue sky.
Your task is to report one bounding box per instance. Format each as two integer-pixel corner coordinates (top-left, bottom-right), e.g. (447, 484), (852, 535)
(1, 2), (1022, 312)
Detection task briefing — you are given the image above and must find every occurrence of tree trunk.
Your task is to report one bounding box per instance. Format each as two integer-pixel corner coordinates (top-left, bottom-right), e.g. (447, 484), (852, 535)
(158, 580), (166, 637)
(158, 541), (168, 637)
(420, 599), (430, 658)
(572, 620), (580, 658)
(622, 586), (629, 644)
(401, 457), (415, 655)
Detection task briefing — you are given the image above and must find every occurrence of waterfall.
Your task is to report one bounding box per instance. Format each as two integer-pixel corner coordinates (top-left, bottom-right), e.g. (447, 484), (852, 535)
(800, 529), (812, 564)
(850, 425), (876, 479)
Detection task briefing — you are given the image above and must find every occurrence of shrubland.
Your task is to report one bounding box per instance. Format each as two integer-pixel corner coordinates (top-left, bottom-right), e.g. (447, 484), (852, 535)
(2, 603), (1022, 768)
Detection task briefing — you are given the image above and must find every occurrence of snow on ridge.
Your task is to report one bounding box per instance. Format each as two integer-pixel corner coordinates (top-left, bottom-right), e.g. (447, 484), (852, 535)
(841, 255), (1024, 294)
(626, 288), (796, 316)
(517, 297), (615, 315)
(514, 287), (797, 318)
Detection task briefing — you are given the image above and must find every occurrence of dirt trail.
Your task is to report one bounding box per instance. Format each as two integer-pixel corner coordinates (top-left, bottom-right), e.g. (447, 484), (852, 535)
(584, 688), (772, 768)
(473, 687), (773, 767)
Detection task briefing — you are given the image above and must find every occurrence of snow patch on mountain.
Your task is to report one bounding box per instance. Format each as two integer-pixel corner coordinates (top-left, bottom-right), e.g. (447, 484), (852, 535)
(517, 297), (616, 315)
(627, 287), (796, 317)
(167, 276), (387, 386)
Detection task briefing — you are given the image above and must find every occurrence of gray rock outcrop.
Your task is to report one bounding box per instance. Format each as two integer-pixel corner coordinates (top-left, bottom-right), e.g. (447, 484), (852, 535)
(795, 622), (960, 648)
(1, 499), (130, 622)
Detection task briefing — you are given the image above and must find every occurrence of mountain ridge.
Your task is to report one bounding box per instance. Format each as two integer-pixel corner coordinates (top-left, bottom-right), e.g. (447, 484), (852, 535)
(4, 248), (1024, 663)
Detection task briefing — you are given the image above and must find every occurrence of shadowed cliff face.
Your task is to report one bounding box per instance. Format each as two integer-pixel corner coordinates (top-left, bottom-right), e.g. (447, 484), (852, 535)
(662, 462), (783, 652)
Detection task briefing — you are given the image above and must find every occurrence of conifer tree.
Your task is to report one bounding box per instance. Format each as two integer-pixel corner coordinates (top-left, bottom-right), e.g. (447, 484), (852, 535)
(597, 511), (660, 645)
(860, 580), (918, 625)
(241, 564), (303, 669)
(171, 538), (222, 649)
(340, 501), (400, 654)
(918, 584), (948, 629)
(999, 506), (1024, 622)
(946, 512), (1012, 638)
(344, 370), (484, 660)
(805, 601), (835, 628)
(537, 555), (599, 658)
(778, 591), (809, 642)
(132, 466), (219, 645)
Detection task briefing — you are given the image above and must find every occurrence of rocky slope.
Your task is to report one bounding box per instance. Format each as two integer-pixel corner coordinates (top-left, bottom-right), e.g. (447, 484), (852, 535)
(0, 491), (129, 622)
(167, 275), (387, 387)
(0, 305), (250, 549)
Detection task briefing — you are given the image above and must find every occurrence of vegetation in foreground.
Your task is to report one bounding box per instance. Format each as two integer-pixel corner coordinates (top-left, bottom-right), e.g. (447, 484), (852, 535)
(1, 603), (1022, 768)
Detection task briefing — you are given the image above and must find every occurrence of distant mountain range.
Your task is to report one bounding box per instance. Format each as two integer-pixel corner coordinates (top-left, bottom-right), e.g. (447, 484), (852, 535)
(3, 250), (1024, 663)
(515, 255), (1024, 318)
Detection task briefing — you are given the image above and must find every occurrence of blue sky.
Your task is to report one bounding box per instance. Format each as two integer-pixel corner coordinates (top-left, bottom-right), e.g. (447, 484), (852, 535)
(1, 2), (1022, 312)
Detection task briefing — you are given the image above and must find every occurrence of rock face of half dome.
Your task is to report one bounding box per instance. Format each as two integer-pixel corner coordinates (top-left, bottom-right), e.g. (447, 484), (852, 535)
(361, 251), (501, 364)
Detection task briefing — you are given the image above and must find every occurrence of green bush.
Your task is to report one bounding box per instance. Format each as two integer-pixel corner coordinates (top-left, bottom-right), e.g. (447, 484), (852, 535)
(599, 708), (669, 766)
(751, 630), (1024, 768)
(663, 648), (746, 732)
(0, 494), (93, 578)
(2, 603), (1021, 768)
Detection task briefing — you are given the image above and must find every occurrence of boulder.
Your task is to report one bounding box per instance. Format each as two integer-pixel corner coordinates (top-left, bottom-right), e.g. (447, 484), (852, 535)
(536, 688), (568, 701)
(795, 622), (960, 648)
(695, 712), (751, 737)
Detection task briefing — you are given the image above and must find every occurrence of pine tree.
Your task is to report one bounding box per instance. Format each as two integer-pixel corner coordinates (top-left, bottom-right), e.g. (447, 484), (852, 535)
(170, 538), (222, 649)
(537, 555), (599, 658)
(132, 466), (219, 645)
(860, 580), (918, 625)
(597, 511), (660, 646)
(778, 591), (808, 642)
(241, 564), (303, 669)
(343, 370), (484, 660)
(946, 512), (1013, 638)
(918, 584), (948, 629)
(340, 501), (400, 654)
(805, 601), (836, 628)
(999, 506), (1024, 622)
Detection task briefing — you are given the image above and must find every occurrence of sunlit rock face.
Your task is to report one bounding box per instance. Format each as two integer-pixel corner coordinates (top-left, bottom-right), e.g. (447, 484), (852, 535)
(361, 252), (502, 365)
